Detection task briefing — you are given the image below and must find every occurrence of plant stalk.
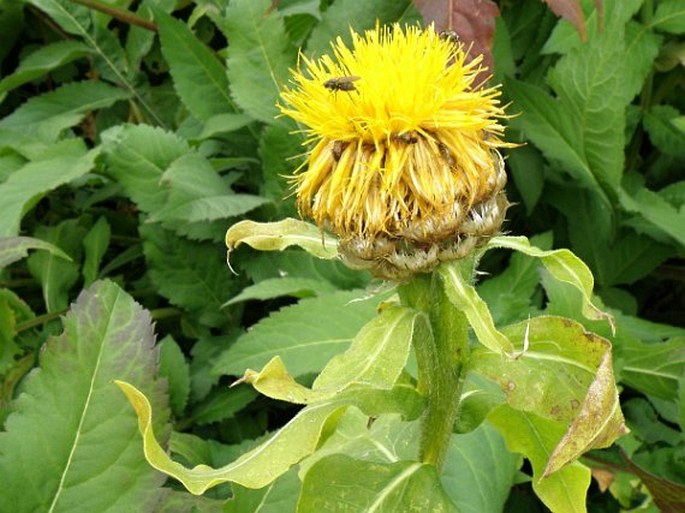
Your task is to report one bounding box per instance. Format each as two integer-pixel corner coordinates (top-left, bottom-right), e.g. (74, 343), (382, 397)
(399, 266), (470, 470)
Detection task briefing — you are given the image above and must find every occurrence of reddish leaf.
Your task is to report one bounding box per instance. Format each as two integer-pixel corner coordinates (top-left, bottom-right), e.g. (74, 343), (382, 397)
(543, 0), (586, 40)
(413, 0), (500, 83)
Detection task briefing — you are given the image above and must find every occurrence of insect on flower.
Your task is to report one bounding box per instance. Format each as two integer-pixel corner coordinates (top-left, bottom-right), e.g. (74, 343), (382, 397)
(323, 75), (360, 92)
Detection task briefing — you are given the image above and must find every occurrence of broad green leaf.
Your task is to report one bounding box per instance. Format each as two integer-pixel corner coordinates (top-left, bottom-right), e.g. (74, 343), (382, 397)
(222, 0), (294, 123)
(140, 225), (238, 328)
(0, 280), (170, 512)
(313, 305), (419, 391)
(485, 235), (614, 329)
(615, 336), (685, 400)
(149, 192), (268, 225)
(156, 490), (225, 513)
(23, 0), (91, 37)
(196, 113), (254, 140)
(82, 216), (111, 286)
(470, 316), (626, 475)
(225, 468), (301, 513)
(116, 380), (421, 493)
(619, 186), (685, 247)
(653, 0), (685, 34)
(0, 40), (90, 96)
(259, 117), (303, 202)
(226, 218), (339, 261)
(27, 220), (85, 312)
(438, 261), (514, 354)
(643, 105), (685, 158)
(0, 236), (70, 269)
(305, 0), (419, 56)
(154, 8), (235, 121)
(212, 289), (387, 378)
(0, 81), (129, 143)
(223, 277), (337, 306)
(159, 335), (191, 417)
(187, 385), (258, 426)
(0, 140), (98, 237)
(489, 406), (592, 513)
(298, 454), (458, 513)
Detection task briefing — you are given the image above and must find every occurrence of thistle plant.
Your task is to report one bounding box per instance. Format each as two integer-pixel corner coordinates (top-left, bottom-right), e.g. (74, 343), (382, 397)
(118, 24), (627, 511)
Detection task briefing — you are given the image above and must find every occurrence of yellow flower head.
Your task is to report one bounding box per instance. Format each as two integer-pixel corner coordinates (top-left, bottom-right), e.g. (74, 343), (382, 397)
(279, 24), (512, 279)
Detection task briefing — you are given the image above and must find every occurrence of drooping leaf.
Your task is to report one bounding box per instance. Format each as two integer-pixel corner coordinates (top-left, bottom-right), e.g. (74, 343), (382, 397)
(0, 40), (91, 96)
(0, 280), (170, 511)
(0, 140), (99, 237)
(489, 406), (592, 513)
(470, 316), (626, 476)
(212, 289), (388, 378)
(116, 380), (422, 494)
(154, 8), (235, 122)
(0, 236), (70, 269)
(222, 0), (294, 123)
(0, 81), (129, 143)
(226, 218), (339, 262)
(299, 454), (459, 512)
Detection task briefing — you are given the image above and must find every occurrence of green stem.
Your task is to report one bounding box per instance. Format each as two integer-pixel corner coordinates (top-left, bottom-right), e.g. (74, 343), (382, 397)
(399, 266), (470, 470)
(68, 0), (158, 32)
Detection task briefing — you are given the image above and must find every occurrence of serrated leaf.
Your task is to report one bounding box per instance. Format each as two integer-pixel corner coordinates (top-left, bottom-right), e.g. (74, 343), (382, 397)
(653, 0), (685, 35)
(212, 289), (386, 378)
(226, 218), (339, 261)
(140, 225), (237, 328)
(488, 406), (592, 513)
(644, 105), (685, 158)
(0, 81), (129, 143)
(0, 40), (90, 96)
(82, 216), (111, 286)
(23, 0), (91, 37)
(0, 236), (70, 269)
(222, 0), (294, 123)
(223, 277), (336, 306)
(305, 0), (419, 56)
(154, 8), (235, 121)
(486, 235), (614, 329)
(470, 316), (626, 476)
(299, 454), (458, 513)
(0, 140), (98, 237)
(619, 186), (685, 246)
(150, 192), (268, 225)
(159, 336), (191, 417)
(0, 280), (170, 512)
(116, 380), (421, 493)
(616, 336), (685, 400)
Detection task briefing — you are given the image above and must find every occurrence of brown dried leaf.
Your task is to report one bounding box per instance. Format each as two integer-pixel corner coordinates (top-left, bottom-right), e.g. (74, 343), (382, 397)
(413, 0), (500, 83)
(542, 0), (587, 41)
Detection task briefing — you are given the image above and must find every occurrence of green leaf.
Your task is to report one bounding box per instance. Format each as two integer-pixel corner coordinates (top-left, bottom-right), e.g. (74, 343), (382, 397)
(0, 40), (90, 96)
(298, 454), (459, 513)
(619, 186), (685, 247)
(644, 105), (685, 158)
(0, 140), (99, 237)
(212, 289), (387, 378)
(154, 8), (235, 121)
(187, 385), (258, 426)
(155, 490), (225, 513)
(226, 218), (339, 261)
(438, 261), (514, 354)
(82, 216), (111, 286)
(0, 292), (22, 375)
(116, 380), (421, 493)
(222, 0), (294, 123)
(0, 236), (70, 269)
(488, 406), (592, 513)
(485, 235), (614, 329)
(0, 81), (129, 143)
(305, 0), (419, 56)
(195, 113), (253, 140)
(224, 468), (301, 513)
(0, 280), (170, 511)
(140, 225), (238, 328)
(23, 0), (91, 37)
(470, 316), (626, 475)
(653, 0), (685, 34)
(223, 277), (337, 306)
(27, 220), (85, 312)
(615, 336), (685, 400)
(159, 335), (191, 417)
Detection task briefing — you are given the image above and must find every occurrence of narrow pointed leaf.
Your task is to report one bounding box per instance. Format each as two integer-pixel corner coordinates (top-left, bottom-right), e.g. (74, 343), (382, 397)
(0, 280), (169, 512)
(226, 218), (338, 260)
(486, 235), (614, 329)
(0, 236), (70, 269)
(439, 261), (514, 354)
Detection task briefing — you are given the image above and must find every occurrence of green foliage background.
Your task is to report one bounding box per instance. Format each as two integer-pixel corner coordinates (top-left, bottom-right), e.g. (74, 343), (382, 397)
(0, 0), (683, 511)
